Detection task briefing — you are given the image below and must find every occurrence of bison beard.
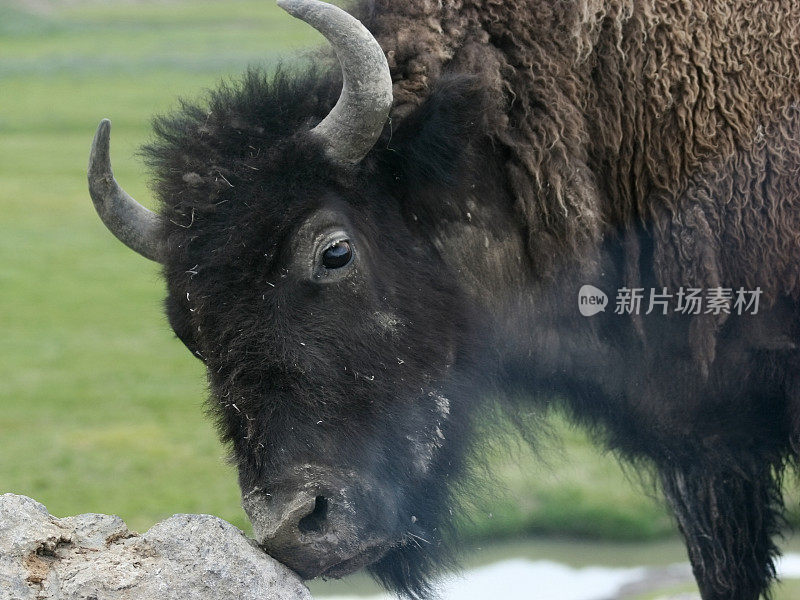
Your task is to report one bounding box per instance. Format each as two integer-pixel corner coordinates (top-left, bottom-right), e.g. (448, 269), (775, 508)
(87, 0), (800, 599)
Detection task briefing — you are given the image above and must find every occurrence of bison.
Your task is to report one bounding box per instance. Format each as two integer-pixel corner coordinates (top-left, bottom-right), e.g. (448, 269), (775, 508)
(87, 0), (800, 598)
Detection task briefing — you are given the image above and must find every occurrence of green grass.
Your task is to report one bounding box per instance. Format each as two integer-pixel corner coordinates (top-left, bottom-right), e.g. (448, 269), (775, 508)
(457, 419), (675, 541)
(0, 0), (324, 534)
(0, 0), (796, 548)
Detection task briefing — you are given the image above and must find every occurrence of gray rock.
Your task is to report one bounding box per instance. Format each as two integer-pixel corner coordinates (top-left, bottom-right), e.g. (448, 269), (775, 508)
(0, 494), (312, 600)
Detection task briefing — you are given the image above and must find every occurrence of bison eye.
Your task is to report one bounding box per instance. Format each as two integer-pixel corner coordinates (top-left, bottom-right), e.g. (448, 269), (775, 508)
(321, 240), (353, 269)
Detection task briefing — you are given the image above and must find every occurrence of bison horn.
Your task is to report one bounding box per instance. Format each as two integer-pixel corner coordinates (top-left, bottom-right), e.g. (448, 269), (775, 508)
(277, 0), (393, 163)
(88, 119), (166, 263)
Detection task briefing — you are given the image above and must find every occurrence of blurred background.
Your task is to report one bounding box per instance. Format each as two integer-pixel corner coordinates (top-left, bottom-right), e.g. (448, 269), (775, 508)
(1, 1), (798, 598)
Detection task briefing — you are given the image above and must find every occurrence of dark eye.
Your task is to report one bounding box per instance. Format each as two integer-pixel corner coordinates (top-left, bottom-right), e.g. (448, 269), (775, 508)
(321, 240), (353, 269)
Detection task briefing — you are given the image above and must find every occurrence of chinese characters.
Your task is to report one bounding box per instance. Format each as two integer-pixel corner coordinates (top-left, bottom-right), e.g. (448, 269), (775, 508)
(612, 287), (761, 316)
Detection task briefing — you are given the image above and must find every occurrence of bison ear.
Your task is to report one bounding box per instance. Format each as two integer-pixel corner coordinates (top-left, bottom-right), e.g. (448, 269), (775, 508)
(379, 75), (490, 187)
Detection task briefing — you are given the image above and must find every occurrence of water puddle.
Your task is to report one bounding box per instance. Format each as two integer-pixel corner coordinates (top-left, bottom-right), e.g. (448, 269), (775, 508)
(311, 537), (800, 600)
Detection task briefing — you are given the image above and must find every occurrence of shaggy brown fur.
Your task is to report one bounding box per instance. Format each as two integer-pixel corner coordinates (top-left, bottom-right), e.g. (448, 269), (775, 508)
(361, 0), (800, 368)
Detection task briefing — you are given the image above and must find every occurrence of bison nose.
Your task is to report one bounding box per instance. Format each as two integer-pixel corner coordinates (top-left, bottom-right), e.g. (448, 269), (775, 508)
(242, 474), (398, 580)
(244, 487), (325, 541)
(297, 494), (330, 534)
(242, 485), (365, 579)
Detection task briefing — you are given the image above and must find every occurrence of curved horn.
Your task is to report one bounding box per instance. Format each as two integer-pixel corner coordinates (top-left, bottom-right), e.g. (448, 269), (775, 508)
(277, 0), (393, 163)
(88, 119), (165, 263)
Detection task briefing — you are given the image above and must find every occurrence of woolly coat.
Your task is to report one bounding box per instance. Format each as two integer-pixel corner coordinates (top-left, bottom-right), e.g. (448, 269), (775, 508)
(362, 0), (800, 362)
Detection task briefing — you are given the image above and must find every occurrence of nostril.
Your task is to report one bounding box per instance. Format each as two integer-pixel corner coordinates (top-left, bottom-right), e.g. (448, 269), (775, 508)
(298, 495), (329, 534)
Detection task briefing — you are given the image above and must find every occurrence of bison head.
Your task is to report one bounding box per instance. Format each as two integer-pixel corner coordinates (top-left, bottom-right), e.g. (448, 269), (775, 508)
(88, 0), (492, 596)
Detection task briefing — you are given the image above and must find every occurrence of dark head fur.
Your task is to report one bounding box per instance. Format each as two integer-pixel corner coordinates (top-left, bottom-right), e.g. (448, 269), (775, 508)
(143, 68), (496, 597)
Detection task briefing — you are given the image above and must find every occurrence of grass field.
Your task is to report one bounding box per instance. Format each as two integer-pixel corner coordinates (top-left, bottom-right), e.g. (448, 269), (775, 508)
(0, 0), (795, 553)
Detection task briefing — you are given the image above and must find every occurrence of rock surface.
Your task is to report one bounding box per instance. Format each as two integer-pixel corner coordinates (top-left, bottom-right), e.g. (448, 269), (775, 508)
(0, 494), (312, 600)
